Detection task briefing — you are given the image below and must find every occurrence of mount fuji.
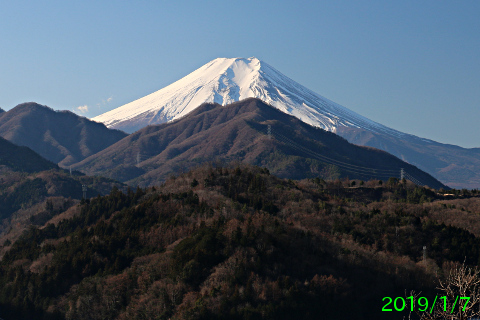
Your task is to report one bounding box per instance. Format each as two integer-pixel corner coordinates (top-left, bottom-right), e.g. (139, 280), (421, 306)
(92, 57), (480, 188)
(93, 57), (402, 136)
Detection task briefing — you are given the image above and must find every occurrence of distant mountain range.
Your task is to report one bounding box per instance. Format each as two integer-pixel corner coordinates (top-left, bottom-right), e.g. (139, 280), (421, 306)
(0, 102), (127, 167)
(91, 57), (480, 189)
(77, 98), (446, 189)
(0, 100), (444, 190)
(1, 58), (474, 188)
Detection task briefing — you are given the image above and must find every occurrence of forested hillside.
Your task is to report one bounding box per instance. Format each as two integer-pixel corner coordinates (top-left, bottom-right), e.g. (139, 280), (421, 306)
(0, 164), (478, 320)
(0, 102), (127, 166)
(0, 137), (58, 173)
(75, 98), (446, 190)
(0, 168), (124, 246)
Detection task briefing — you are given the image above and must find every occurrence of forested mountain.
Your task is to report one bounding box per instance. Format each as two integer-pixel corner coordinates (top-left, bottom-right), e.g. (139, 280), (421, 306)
(337, 126), (480, 189)
(0, 168), (121, 224)
(0, 149), (124, 248)
(0, 164), (477, 320)
(0, 136), (122, 228)
(76, 98), (446, 189)
(0, 136), (58, 173)
(91, 57), (480, 189)
(0, 102), (127, 167)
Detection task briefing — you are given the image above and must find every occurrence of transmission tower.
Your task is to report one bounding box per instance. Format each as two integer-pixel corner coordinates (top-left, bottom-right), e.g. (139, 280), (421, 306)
(82, 185), (87, 199)
(267, 125), (271, 139)
(400, 168), (405, 180)
(136, 152), (141, 166)
(423, 246), (427, 266)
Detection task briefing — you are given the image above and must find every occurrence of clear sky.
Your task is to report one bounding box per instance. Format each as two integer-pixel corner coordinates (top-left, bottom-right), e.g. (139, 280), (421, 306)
(1, 0), (479, 147)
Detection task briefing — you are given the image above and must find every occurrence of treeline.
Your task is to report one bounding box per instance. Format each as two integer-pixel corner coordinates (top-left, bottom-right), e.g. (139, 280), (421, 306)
(1, 164), (479, 319)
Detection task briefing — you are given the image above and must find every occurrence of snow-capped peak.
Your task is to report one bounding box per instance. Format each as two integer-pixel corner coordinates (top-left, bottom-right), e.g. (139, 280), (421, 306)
(92, 57), (402, 136)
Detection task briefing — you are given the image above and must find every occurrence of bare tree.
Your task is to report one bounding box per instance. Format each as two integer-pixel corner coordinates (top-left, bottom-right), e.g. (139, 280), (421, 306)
(411, 262), (480, 320)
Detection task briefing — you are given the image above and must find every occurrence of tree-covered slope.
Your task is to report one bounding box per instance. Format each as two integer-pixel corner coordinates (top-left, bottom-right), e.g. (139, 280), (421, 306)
(0, 164), (477, 320)
(0, 136), (58, 173)
(0, 102), (127, 166)
(75, 98), (447, 189)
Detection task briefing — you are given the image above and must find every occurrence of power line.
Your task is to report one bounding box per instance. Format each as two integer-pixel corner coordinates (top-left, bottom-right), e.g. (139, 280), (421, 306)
(274, 134), (392, 178)
(271, 129), (399, 178)
(276, 130), (398, 174)
(267, 126), (427, 186)
(403, 171), (426, 187)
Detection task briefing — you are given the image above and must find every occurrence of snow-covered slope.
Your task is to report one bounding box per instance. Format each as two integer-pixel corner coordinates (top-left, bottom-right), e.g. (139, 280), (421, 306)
(92, 57), (406, 136)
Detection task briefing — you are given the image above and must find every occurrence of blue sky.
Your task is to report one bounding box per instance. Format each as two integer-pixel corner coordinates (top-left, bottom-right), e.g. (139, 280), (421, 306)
(1, 0), (479, 147)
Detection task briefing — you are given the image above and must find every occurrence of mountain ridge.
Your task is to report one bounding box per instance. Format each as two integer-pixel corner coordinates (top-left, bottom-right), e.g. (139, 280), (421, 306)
(91, 57), (480, 188)
(78, 98), (447, 189)
(0, 136), (58, 173)
(0, 102), (128, 167)
(337, 126), (480, 189)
